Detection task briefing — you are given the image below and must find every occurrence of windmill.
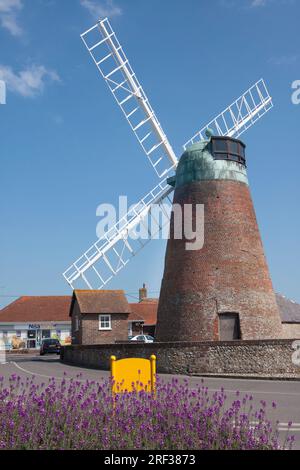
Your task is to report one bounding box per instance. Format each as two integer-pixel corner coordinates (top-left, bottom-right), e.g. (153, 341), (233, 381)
(63, 17), (273, 293)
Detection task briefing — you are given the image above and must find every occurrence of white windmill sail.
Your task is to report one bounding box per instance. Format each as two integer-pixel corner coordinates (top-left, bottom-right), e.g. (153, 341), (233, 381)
(63, 79), (273, 290)
(63, 179), (174, 290)
(183, 79), (273, 149)
(64, 17), (274, 290)
(81, 18), (178, 178)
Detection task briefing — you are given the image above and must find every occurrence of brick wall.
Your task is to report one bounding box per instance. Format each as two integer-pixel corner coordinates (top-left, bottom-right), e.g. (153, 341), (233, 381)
(156, 180), (283, 342)
(71, 301), (82, 344)
(61, 339), (300, 379)
(282, 324), (300, 339)
(81, 313), (129, 345)
(70, 297), (129, 345)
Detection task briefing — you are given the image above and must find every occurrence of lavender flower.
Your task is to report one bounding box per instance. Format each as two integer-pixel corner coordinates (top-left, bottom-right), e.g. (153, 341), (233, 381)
(0, 374), (293, 450)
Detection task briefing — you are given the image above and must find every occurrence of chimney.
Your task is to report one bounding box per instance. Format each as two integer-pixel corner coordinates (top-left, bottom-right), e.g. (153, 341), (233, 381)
(139, 283), (147, 302)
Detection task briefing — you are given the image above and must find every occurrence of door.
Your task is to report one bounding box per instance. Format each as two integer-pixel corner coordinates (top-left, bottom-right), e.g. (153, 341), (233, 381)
(36, 330), (42, 348)
(27, 330), (36, 349)
(219, 313), (241, 341)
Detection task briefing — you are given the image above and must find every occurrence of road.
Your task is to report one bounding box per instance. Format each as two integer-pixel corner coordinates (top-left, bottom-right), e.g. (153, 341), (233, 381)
(1, 353), (300, 449)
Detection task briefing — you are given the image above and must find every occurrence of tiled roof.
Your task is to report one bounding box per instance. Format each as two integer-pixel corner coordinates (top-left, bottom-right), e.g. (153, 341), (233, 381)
(0, 296), (72, 323)
(73, 290), (131, 315)
(276, 294), (300, 323)
(130, 299), (158, 326)
(127, 311), (144, 322)
(3, 292), (297, 327)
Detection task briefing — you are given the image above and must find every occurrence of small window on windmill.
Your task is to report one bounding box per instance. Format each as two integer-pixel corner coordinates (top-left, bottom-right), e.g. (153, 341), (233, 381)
(212, 137), (246, 166)
(219, 313), (241, 341)
(230, 140), (239, 155)
(213, 138), (228, 153)
(239, 143), (245, 159)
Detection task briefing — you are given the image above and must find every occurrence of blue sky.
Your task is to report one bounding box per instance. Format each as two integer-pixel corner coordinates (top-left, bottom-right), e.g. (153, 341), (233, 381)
(0, 0), (299, 307)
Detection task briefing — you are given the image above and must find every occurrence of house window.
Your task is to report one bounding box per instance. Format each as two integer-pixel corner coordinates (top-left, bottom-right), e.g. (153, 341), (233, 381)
(74, 317), (80, 332)
(219, 313), (241, 341)
(99, 315), (112, 331)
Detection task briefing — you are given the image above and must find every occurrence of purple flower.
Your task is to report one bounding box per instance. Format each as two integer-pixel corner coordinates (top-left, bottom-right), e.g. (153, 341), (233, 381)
(0, 374), (292, 450)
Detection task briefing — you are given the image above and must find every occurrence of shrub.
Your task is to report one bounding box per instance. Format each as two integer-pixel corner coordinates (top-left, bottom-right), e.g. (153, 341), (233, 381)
(0, 374), (294, 450)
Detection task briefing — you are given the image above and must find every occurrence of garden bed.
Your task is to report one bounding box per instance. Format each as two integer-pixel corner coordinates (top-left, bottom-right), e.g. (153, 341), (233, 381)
(0, 374), (295, 450)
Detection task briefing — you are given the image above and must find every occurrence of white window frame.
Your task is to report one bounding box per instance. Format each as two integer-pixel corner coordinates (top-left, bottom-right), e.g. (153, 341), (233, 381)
(99, 314), (112, 331)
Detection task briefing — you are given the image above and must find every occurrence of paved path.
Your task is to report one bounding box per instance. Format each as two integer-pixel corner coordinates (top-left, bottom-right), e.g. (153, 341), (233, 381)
(1, 353), (300, 449)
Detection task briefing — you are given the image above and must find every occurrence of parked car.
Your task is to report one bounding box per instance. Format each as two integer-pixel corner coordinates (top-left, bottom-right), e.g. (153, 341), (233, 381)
(40, 338), (61, 356)
(130, 335), (154, 343)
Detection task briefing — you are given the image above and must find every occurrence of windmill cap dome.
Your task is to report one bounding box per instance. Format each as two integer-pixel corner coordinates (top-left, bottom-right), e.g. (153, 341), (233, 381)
(205, 128), (214, 139)
(169, 137), (248, 188)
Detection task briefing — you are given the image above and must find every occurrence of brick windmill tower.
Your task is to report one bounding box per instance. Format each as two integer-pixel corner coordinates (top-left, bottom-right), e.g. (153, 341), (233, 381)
(155, 132), (283, 342)
(64, 18), (282, 343)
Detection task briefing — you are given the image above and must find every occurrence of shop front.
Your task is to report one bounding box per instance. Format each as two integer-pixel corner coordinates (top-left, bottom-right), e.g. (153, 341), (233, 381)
(0, 295), (73, 350)
(0, 322), (71, 350)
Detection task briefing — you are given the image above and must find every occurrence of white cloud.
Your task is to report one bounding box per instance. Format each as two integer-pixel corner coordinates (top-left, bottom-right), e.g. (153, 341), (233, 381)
(0, 64), (60, 98)
(0, 0), (23, 36)
(80, 0), (122, 19)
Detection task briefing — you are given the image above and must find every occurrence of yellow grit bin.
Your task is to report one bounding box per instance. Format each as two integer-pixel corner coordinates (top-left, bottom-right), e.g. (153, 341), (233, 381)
(110, 355), (156, 394)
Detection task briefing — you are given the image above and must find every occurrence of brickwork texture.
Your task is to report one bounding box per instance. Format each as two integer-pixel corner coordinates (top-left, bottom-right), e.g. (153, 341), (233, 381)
(156, 179), (283, 341)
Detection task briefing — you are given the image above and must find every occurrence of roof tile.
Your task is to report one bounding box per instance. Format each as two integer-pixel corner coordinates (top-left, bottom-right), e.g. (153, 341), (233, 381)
(73, 290), (131, 314)
(276, 294), (300, 323)
(0, 297), (72, 323)
(130, 299), (158, 326)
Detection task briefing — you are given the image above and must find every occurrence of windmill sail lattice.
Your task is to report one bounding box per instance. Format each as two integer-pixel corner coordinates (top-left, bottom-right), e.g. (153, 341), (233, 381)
(81, 18), (178, 178)
(63, 179), (173, 289)
(63, 79), (273, 290)
(63, 18), (274, 291)
(184, 79), (273, 150)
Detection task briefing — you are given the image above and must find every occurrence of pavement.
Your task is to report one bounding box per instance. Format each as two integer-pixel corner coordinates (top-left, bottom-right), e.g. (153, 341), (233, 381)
(1, 352), (300, 449)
